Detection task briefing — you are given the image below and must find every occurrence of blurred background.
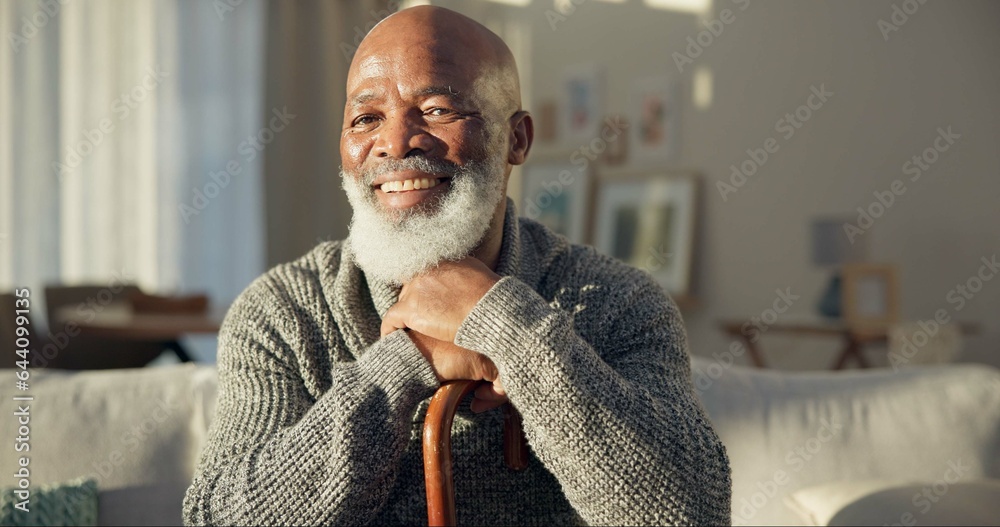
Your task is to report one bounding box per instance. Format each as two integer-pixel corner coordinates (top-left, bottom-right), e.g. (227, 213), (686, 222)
(2, 0), (998, 371)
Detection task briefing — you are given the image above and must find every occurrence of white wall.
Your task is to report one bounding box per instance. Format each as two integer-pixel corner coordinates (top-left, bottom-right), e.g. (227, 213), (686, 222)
(439, 0), (1000, 370)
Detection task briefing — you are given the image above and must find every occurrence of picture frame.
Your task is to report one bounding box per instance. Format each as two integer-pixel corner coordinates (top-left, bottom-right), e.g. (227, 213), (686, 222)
(593, 172), (698, 300)
(629, 75), (680, 164)
(560, 63), (604, 147)
(521, 162), (593, 244)
(841, 263), (900, 326)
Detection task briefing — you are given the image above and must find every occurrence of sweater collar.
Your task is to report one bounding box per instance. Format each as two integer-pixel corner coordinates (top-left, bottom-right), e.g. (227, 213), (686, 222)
(331, 197), (527, 353)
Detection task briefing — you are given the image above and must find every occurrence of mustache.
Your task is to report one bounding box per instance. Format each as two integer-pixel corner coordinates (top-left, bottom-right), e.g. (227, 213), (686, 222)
(351, 156), (463, 186)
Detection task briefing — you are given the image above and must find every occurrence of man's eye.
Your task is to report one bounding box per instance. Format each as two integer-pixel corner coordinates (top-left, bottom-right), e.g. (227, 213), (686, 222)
(353, 115), (378, 127)
(426, 107), (453, 117)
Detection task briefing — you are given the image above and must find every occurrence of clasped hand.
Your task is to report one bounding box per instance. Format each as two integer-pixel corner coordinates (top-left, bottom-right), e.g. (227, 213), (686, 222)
(379, 257), (507, 413)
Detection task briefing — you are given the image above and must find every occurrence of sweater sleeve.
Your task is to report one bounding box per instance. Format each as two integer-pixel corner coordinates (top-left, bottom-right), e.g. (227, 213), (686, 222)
(182, 276), (440, 526)
(453, 273), (732, 526)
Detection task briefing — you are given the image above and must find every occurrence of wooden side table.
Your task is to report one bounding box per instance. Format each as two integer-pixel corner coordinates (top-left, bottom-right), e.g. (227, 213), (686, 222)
(718, 317), (980, 370)
(55, 303), (223, 366)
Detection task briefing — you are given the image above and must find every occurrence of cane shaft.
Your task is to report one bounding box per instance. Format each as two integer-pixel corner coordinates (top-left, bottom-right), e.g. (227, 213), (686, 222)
(423, 381), (529, 526)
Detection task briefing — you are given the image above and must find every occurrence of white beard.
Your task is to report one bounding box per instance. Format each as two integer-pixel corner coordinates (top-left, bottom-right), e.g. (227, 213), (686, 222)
(341, 151), (506, 286)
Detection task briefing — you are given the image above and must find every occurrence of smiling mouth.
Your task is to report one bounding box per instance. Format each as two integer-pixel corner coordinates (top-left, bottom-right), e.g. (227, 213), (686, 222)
(376, 176), (451, 193)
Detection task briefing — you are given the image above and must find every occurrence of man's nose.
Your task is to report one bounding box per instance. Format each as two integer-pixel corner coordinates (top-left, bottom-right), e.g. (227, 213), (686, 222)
(372, 113), (436, 159)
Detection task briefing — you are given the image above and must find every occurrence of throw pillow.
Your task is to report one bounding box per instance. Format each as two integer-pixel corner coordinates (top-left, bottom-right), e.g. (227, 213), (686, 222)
(0, 477), (98, 527)
(785, 479), (1000, 526)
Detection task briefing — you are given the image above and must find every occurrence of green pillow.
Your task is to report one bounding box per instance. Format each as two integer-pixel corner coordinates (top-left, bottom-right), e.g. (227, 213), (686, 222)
(0, 477), (98, 526)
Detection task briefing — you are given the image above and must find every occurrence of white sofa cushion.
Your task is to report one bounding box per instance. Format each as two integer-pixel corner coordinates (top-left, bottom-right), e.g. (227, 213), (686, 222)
(785, 479), (1000, 526)
(0, 364), (217, 526)
(783, 478), (900, 525)
(691, 357), (1000, 526)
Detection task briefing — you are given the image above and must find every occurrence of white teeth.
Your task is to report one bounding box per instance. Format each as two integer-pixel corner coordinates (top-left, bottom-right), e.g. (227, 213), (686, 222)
(380, 177), (441, 193)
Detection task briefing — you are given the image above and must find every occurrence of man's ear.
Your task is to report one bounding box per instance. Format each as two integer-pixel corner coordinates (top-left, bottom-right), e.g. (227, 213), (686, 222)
(507, 111), (533, 166)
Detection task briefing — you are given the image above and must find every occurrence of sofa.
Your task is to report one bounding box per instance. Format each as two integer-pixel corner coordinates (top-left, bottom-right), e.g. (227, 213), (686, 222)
(2, 357), (998, 526)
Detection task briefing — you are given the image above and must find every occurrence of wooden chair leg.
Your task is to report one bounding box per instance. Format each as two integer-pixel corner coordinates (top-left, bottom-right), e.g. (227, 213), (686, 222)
(743, 336), (767, 368)
(832, 335), (866, 370)
(164, 340), (193, 362)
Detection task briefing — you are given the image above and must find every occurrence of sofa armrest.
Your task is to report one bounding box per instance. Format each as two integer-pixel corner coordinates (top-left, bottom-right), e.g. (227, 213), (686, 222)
(0, 363), (218, 526)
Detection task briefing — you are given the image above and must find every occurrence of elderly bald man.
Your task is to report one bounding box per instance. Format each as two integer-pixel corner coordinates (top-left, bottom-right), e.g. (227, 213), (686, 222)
(184, 6), (731, 526)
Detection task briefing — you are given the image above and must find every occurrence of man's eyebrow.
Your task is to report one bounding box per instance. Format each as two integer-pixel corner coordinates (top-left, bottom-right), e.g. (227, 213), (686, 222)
(348, 90), (381, 106)
(413, 86), (463, 100)
(347, 86), (465, 107)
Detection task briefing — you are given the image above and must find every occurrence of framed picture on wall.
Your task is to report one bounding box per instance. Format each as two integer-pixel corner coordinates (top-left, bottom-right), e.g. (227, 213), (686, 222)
(593, 172), (698, 299)
(629, 75), (680, 163)
(842, 263), (900, 326)
(521, 162), (592, 244)
(560, 63), (604, 147)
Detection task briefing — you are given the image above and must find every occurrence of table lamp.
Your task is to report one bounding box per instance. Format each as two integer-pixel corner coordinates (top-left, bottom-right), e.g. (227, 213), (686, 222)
(811, 218), (867, 318)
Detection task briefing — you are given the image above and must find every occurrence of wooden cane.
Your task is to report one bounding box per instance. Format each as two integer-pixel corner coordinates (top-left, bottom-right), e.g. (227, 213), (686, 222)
(423, 380), (528, 526)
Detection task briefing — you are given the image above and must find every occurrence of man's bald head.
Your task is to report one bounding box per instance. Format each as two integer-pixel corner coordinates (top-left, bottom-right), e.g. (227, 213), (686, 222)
(348, 5), (522, 118)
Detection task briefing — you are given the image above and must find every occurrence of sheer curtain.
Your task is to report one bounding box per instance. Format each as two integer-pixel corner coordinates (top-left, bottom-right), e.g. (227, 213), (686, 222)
(1, 0), (266, 329)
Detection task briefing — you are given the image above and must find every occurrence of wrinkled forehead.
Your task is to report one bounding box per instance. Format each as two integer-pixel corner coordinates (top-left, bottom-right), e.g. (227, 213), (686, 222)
(346, 39), (499, 102)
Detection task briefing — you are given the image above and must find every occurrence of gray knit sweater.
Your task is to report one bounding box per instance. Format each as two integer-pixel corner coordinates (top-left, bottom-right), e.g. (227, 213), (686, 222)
(182, 197), (731, 526)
